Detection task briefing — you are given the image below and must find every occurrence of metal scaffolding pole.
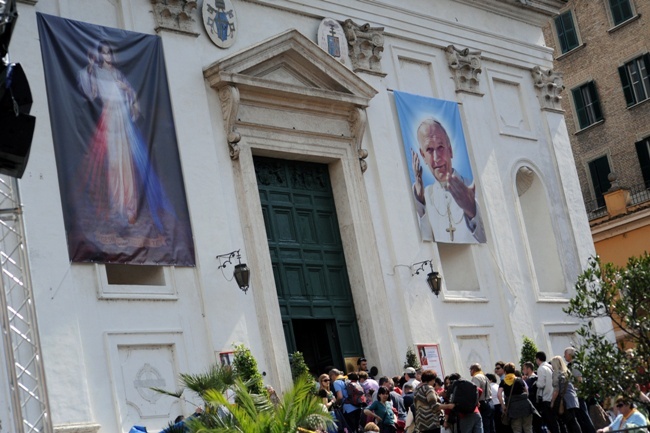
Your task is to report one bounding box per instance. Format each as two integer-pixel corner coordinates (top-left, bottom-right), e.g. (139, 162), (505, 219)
(0, 175), (52, 433)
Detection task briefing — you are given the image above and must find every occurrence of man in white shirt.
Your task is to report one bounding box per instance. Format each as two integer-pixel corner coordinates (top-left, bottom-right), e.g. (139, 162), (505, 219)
(470, 363), (494, 433)
(535, 352), (560, 433)
(404, 367), (420, 389)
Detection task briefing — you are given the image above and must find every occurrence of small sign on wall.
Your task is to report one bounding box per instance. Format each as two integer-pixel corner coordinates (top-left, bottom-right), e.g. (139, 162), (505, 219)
(219, 351), (234, 366)
(417, 344), (445, 379)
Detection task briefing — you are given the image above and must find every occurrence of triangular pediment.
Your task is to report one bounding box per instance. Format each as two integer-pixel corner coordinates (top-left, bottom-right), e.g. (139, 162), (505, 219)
(204, 29), (377, 107)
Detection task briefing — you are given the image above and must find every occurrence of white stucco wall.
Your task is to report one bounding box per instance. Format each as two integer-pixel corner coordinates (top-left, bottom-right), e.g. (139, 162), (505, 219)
(3, 0), (599, 432)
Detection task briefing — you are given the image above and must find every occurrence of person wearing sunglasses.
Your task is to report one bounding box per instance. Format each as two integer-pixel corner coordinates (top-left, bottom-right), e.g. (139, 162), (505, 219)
(493, 362), (507, 433)
(495, 362), (506, 381)
(319, 374), (338, 433)
(596, 397), (648, 433)
(319, 374), (336, 410)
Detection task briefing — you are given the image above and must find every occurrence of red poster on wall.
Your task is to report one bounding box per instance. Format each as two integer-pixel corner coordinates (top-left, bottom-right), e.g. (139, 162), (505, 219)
(417, 344), (445, 379)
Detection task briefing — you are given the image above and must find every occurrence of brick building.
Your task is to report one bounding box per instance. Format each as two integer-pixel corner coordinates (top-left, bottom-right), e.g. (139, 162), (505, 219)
(544, 0), (650, 216)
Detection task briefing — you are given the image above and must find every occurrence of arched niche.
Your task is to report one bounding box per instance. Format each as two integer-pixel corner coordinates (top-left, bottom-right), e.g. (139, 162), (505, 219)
(515, 165), (566, 295)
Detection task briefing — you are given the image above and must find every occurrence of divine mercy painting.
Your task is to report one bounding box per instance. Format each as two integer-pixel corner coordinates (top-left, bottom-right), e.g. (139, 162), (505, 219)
(37, 14), (195, 266)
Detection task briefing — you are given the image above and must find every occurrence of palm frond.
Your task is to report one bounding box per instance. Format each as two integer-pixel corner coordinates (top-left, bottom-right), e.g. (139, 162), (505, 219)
(187, 374), (332, 433)
(272, 375), (333, 433)
(201, 386), (272, 433)
(180, 363), (236, 398)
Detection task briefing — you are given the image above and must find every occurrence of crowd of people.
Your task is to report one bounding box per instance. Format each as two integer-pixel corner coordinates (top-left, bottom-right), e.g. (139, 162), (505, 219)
(318, 350), (649, 433)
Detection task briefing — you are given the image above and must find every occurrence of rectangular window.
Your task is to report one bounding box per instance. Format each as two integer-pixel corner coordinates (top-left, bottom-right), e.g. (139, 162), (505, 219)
(619, 54), (650, 107)
(636, 138), (650, 188)
(588, 156), (612, 208)
(609, 0), (634, 26)
(571, 82), (603, 129)
(554, 10), (580, 54)
(105, 264), (166, 286)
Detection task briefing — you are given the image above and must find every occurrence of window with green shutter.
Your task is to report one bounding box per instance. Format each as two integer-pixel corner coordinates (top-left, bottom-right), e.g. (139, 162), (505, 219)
(609, 0), (634, 26)
(619, 54), (650, 107)
(571, 81), (603, 130)
(554, 10), (580, 54)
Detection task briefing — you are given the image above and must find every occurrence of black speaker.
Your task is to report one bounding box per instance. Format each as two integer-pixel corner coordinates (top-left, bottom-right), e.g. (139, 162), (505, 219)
(0, 63), (35, 178)
(0, 0), (18, 59)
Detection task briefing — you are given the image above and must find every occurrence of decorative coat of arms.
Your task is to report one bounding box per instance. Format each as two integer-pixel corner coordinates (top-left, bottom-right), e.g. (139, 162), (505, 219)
(202, 0), (237, 48)
(317, 18), (351, 68)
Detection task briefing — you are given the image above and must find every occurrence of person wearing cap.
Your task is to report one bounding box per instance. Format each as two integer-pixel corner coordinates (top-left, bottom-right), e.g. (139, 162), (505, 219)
(405, 367), (420, 389)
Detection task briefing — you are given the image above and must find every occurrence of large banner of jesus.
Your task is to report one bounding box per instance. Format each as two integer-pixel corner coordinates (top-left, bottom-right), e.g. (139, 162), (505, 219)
(37, 14), (195, 265)
(394, 91), (486, 244)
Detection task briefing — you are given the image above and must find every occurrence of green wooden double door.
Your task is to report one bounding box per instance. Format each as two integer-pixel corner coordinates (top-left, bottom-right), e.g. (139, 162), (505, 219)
(254, 156), (363, 375)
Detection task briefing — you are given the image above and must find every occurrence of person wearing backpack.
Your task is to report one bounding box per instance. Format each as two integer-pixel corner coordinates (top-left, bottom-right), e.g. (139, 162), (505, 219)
(448, 375), (484, 433)
(329, 368), (365, 433)
(346, 373), (369, 408)
(331, 369), (363, 433)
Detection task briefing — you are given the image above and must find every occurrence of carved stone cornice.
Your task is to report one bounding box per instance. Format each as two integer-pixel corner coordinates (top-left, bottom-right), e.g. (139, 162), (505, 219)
(343, 19), (387, 77)
(445, 45), (483, 95)
(205, 30), (378, 171)
(531, 66), (564, 112)
(454, 0), (568, 25)
(218, 85), (242, 160)
(349, 108), (369, 173)
(150, 0), (200, 37)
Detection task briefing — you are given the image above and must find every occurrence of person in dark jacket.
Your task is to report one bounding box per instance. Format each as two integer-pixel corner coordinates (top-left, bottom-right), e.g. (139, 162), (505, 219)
(498, 363), (538, 433)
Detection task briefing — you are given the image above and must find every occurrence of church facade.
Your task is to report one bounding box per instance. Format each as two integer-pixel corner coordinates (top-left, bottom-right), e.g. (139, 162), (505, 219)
(3, 0), (606, 432)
